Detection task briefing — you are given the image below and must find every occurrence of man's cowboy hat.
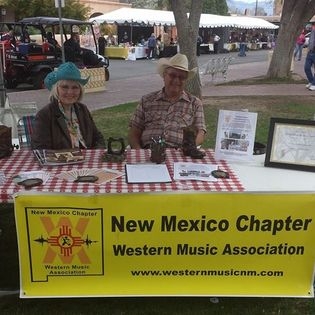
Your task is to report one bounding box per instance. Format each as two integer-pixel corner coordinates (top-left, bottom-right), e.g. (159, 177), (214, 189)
(157, 53), (197, 80)
(44, 62), (89, 91)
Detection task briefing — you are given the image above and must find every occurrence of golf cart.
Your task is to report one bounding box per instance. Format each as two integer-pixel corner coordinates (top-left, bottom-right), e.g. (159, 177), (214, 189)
(0, 17), (109, 89)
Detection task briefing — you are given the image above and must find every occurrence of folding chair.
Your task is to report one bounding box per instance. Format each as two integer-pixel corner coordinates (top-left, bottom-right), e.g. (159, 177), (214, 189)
(17, 115), (35, 148)
(10, 102), (38, 118)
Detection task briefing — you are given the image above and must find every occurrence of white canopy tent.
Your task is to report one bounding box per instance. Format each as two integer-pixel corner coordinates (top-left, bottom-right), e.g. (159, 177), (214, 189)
(90, 7), (279, 30)
(199, 14), (235, 28)
(90, 8), (175, 26)
(229, 15), (279, 29)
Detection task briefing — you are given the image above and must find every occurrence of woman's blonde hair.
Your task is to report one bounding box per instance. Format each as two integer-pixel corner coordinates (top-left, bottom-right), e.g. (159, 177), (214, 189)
(49, 80), (84, 103)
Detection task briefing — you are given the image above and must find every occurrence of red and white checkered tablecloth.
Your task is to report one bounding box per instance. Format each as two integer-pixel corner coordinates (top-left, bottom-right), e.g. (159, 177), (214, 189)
(0, 149), (244, 203)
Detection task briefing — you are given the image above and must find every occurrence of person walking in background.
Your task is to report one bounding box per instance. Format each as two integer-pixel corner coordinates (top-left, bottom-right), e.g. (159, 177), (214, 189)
(294, 30), (306, 61)
(213, 34), (220, 54)
(122, 32), (129, 44)
(304, 23), (315, 90)
(238, 32), (247, 57)
(147, 33), (156, 60)
(31, 62), (105, 150)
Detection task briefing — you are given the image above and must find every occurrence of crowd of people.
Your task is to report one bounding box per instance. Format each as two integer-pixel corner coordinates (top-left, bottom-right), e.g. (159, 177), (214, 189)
(96, 31), (177, 60)
(12, 23), (315, 154)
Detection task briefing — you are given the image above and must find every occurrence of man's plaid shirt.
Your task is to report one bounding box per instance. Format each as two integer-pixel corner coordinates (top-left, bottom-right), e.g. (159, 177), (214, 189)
(129, 89), (207, 148)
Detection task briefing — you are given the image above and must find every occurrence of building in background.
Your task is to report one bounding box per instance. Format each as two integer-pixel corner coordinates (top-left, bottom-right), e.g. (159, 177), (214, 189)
(0, 0), (131, 22)
(81, 0), (131, 19)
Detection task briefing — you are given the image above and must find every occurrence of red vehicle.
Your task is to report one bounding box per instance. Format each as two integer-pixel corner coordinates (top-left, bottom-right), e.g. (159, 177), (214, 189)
(0, 17), (109, 89)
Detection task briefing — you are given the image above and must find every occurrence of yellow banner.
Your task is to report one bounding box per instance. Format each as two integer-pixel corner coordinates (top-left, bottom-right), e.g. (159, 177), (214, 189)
(14, 192), (315, 298)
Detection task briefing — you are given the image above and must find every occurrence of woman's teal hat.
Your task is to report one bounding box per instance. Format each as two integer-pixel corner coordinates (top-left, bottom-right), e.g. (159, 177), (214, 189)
(44, 62), (89, 90)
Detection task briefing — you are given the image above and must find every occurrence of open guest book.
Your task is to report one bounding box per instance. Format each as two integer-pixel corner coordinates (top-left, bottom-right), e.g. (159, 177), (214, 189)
(33, 149), (85, 166)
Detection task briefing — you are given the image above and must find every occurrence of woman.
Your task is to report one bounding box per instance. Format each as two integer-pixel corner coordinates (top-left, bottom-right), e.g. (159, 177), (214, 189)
(294, 30), (306, 61)
(31, 62), (105, 150)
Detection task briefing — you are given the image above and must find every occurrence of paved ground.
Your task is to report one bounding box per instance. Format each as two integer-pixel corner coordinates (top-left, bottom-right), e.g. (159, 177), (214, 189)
(6, 53), (312, 112)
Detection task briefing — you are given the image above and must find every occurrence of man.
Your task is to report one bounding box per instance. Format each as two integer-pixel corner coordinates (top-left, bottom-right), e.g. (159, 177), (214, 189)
(238, 32), (247, 57)
(46, 32), (61, 49)
(147, 33), (157, 60)
(63, 32), (99, 66)
(128, 53), (206, 155)
(63, 32), (82, 63)
(304, 23), (315, 90)
(46, 31), (61, 56)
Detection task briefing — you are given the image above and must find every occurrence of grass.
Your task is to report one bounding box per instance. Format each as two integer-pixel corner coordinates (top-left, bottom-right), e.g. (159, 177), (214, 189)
(1, 94), (315, 314)
(92, 95), (315, 149)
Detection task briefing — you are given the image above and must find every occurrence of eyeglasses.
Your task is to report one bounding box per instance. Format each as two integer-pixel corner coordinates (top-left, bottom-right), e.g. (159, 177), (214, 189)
(165, 71), (188, 81)
(59, 85), (80, 91)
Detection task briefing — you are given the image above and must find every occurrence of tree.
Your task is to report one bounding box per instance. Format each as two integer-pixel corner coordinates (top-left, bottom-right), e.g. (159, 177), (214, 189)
(203, 0), (228, 15)
(3, 0), (90, 21)
(214, 0), (229, 15)
(170, 0), (203, 98)
(130, 0), (161, 9)
(129, 0), (228, 97)
(267, 0), (315, 79)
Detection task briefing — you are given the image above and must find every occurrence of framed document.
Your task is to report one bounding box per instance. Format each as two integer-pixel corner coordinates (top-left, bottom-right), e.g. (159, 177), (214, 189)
(264, 118), (315, 172)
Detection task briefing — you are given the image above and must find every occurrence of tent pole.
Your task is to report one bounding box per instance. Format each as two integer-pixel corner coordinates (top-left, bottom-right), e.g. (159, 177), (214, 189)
(131, 19), (133, 44)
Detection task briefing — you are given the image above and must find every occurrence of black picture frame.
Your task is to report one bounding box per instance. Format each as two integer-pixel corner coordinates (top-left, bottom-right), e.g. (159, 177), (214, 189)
(264, 117), (315, 172)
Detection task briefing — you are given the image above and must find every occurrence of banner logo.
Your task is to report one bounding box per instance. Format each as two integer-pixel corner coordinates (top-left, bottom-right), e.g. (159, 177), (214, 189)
(25, 207), (104, 282)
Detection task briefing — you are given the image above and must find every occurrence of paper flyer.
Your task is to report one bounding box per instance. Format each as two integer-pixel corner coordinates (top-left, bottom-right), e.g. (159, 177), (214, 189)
(214, 110), (257, 162)
(173, 162), (218, 182)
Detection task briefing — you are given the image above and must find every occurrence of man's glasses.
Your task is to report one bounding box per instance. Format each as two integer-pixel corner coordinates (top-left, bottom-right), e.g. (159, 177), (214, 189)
(165, 71), (188, 81)
(59, 85), (80, 91)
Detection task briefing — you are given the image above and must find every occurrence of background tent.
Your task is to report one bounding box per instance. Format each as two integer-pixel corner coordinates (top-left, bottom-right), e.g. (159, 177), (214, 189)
(90, 8), (278, 47)
(90, 8), (279, 30)
(91, 8), (175, 26)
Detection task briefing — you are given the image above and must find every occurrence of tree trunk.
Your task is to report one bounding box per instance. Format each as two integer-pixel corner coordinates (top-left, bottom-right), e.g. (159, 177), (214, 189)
(267, 0), (315, 79)
(170, 0), (203, 98)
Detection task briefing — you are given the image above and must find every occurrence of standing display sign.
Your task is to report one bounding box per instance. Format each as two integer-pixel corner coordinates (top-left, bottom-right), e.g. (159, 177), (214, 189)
(14, 192), (315, 298)
(55, 0), (65, 7)
(215, 110), (257, 162)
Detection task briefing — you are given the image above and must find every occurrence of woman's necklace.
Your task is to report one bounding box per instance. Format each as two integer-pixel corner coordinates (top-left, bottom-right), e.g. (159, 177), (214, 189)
(59, 103), (77, 135)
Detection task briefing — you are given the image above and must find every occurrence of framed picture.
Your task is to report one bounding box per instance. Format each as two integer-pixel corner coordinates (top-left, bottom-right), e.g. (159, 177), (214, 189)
(264, 118), (315, 172)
